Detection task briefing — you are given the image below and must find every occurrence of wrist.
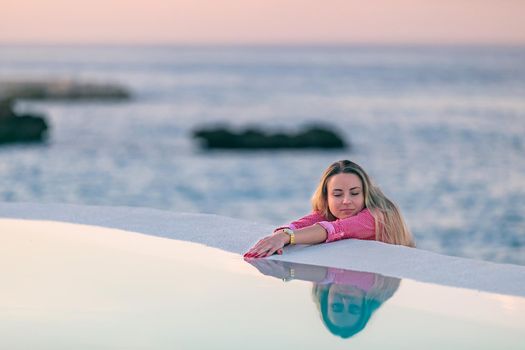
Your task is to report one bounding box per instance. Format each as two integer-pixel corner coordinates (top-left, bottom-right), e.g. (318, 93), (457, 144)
(282, 228), (296, 245)
(274, 230), (291, 246)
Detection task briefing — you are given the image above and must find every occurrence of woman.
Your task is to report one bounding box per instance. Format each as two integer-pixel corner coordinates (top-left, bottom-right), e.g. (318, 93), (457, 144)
(244, 160), (414, 258)
(247, 258), (401, 339)
(311, 269), (400, 339)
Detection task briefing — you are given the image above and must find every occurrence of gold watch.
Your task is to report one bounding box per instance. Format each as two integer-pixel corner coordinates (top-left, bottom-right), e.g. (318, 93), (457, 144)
(282, 228), (296, 245)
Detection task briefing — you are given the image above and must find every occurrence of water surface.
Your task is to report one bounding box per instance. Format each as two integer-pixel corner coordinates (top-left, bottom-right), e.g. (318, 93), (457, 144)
(1, 219), (524, 349)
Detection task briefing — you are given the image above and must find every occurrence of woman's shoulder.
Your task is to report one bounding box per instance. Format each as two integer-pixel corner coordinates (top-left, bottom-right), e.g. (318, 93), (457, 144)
(312, 210), (327, 217)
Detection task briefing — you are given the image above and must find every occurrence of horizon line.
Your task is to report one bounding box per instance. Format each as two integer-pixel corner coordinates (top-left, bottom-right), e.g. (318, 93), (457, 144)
(2, 40), (525, 48)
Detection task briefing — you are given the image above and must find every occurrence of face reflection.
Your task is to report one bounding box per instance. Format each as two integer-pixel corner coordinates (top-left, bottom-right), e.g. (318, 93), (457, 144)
(327, 173), (365, 219)
(327, 284), (365, 328)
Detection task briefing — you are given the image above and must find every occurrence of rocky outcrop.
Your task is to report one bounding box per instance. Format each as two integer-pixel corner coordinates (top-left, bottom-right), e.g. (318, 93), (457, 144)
(0, 97), (48, 144)
(0, 79), (130, 100)
(193, 125), (348, 150)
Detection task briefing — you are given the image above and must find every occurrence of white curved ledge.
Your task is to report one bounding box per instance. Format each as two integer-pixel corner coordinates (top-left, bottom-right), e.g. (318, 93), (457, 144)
(1, 202), (524, 297)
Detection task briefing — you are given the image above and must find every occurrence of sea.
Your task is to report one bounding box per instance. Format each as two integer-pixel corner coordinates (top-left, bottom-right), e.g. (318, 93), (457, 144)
(1, 45), (524, 265)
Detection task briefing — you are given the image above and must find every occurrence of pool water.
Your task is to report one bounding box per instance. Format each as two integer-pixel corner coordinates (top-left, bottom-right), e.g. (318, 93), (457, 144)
(1, 219), (524, 349)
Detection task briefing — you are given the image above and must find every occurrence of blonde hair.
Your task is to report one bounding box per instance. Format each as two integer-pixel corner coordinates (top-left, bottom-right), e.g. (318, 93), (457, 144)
(311, 160), (415, 247)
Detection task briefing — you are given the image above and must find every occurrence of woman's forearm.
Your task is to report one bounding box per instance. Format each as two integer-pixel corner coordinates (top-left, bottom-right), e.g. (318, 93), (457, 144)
(294, 224), (328, 244)
(245, 224), (328, 258)
(276, 224), (328, 245)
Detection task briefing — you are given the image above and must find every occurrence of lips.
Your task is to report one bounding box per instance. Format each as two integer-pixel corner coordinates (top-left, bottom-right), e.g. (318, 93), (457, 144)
(341, 208), (355, 212)
(339, 209), (355, 216)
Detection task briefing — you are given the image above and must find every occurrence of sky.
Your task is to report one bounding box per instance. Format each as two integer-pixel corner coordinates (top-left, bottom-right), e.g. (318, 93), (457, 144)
(1, 0), (524, 44)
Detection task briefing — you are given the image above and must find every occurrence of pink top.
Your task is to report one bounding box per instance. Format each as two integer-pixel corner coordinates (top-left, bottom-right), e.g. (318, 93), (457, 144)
(320, 268), (376, 291)
(276, 208), (376, 243)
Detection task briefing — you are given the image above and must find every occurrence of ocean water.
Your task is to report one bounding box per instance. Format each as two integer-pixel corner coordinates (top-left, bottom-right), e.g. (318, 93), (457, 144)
(1, 45), (524, 265)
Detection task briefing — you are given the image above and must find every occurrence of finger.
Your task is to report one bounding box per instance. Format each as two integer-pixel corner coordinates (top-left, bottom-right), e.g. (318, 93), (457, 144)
(255, 248), (270, 258)
(267, 246), (280, 256)
(251, 239), (272, 253)
(246, 240), (266, 255)
(263, 247), (277, 257)
(246, 245), (266, 257)
(248, 242), (263, 252)
(251, 237), (282, 258)
(277, 249), (283, 255)
(247, 248), (262, 258)
(248, 247), (265, 257)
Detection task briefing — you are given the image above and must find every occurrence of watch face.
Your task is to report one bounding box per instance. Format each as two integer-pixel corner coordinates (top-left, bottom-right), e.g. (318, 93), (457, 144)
(284, 229), (295, 245)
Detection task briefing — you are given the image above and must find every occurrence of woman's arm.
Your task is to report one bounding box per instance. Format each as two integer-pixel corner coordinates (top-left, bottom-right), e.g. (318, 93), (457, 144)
(273, 211), (327, 232)
(244, 209), (376, 258)
(287, 224), (328, 244)
(244, 224), (328, 258)
(244, 211), (328, 258)
(319, 209), (376, 242)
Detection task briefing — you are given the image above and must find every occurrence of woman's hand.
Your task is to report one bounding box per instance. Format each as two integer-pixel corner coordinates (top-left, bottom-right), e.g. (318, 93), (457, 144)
(244, 231), (290, 258)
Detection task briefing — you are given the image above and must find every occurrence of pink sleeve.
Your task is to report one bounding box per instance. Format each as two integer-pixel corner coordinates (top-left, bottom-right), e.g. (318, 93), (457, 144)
(274, 211), (327, 232)
(317, 208), (376, 243)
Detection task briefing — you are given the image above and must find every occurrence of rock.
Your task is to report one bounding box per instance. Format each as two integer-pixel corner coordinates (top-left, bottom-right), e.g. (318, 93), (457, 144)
(193, 125), (348, 150)
(0, 97), (17, 120)
(0, 79), (130, 100)
(0, 97), (49, 144)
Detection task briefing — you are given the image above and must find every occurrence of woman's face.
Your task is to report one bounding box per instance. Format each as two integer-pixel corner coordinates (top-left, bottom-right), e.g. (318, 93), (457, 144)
(327, 284), (365, 328)
(326, 173), (365, 219)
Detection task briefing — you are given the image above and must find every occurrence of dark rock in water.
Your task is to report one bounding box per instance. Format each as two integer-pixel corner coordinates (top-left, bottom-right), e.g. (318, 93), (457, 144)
(0, 79), (130, 100)
(0, 97), (49, 144)
(193, 125), (347, 150)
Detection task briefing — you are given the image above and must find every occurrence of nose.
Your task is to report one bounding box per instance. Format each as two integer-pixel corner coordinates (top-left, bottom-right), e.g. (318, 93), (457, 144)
(342, 194), (352, 204)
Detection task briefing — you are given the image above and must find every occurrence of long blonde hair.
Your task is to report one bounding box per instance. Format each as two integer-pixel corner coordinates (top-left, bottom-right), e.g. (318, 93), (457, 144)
(311, 160), (415, 247)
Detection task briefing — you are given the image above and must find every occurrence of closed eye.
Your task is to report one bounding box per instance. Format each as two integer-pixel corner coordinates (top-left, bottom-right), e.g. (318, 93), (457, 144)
(331, 303), (344, 313)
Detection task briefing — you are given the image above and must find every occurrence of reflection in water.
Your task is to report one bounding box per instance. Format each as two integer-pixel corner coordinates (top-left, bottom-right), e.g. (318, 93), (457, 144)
(247, 259), (400, 339)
